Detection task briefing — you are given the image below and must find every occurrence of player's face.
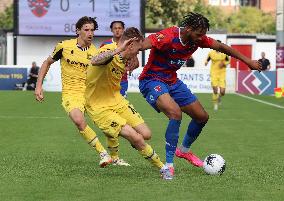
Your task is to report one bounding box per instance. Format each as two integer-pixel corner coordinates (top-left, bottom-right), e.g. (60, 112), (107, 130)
(188, 28), (207, 44)
(124, 39), (142, 58)
(77, 23), (95, 45)
(111, 23), (124, 38)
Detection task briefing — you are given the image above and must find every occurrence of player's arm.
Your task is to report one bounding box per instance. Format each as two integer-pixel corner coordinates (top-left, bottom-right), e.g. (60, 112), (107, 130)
(267, 59), (271, 70)
(224, 55), (230, 65)
(125, 56), (139, 72)
(205, 54), (211, 66)
(91, 38), (137, 65)
(210, 40), (262, 71)
(35, 56), (55, 102)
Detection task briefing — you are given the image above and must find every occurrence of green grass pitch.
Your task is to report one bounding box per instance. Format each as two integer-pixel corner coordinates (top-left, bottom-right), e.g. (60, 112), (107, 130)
(0, 91), (283, 201)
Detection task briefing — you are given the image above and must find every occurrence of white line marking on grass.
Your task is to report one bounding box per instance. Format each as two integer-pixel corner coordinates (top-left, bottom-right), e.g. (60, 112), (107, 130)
(235, 93), (284, 109)
(1, 116), (284, 122)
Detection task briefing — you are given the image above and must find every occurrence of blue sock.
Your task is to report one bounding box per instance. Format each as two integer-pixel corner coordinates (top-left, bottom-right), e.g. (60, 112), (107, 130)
(165, 119), (181, 164)
(182, 119), (207, 149)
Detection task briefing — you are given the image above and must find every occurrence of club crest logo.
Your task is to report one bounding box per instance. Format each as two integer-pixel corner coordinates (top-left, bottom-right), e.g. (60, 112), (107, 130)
(110, 0), (130, 17)
(154, 85), (162, 92)
(28, 0), (51, 18)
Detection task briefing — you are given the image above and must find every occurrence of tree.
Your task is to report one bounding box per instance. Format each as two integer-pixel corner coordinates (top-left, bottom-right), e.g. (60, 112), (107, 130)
(0, 4), (13, 31)
(145, 0), (226, 31)
(226, 7), (275, 34)
(145, 1), (276, 34)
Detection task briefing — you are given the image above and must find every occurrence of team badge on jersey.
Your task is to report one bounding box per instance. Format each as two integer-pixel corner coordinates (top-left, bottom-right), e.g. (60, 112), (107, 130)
(28, 0), (51, 18)
(156, 34), (164, 42)
(154, 85), (162, 92)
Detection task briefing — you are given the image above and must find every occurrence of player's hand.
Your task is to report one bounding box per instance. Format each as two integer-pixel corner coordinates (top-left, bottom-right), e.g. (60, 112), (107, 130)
(125, 57), (139, 71)
(120, 38), (138, 52)
(219, 61), (225, 68)
(34, 86), (44, 102)
(247, 60), (262, 72)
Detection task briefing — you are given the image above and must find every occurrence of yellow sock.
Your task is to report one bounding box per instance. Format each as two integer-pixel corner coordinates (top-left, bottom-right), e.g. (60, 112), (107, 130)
(212, 93), (219, 104)
(80, 125), (106, 153)
(139, 144), (164, 169)
(106, 137), (119, 160)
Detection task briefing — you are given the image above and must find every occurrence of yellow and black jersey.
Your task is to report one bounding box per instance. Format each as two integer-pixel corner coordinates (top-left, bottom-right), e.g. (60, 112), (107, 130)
(85, 43), (125, 107)
(51, 38), (97, 96)
(207, 50), (229, 74)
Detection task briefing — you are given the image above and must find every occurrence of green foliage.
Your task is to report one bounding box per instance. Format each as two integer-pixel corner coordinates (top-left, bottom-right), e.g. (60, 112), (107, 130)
(0, 4), (14, 31)
(145, 1), (276, 34)
(226, 7), (276, 34)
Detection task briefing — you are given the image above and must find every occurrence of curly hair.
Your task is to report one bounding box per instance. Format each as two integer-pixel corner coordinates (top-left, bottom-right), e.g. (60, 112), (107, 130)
(179, 12), (210, 31)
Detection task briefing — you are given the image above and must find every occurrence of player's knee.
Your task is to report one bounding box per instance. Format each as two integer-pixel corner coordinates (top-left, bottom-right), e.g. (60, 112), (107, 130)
(166, 108), (182, 120)
(220, 91), (225, 96)
(197, 111), (209, 123)
(73, 118), (86, 131)
(131, 134), (145, 149)
(141, 127), (152, 140)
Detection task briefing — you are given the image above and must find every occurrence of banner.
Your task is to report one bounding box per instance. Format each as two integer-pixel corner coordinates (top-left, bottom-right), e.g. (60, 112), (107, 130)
(128, 67), (236, 93)
(0, 68), (27, 90)
(18, 0), (141, 36)
(237, 71), (276, 95)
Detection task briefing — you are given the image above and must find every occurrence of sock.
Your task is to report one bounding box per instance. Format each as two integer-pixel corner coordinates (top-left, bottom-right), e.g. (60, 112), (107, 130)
(212, 93), (219, 104)
(182, 119), (206, 150)
(139, 143), (164, 169)
(79, 125), (106, 153)
(165, 119), (181, 164)
(106, 137), (119, 160)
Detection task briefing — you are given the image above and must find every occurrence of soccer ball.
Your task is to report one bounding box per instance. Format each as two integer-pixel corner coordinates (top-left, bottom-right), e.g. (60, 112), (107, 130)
(203, 154), (226, 175)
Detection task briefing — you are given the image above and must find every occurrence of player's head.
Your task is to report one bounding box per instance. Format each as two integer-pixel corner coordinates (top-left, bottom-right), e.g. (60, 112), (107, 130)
(179, 12), (210, 44)
(121, 27), (143, 42)
(75, 16), (98, 44)
(120, 27), (143, 58)
(110, 21), (125, 39)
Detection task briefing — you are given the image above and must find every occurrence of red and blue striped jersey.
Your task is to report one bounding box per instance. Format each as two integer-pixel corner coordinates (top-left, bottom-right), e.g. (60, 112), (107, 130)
(100, 38), (128, 82)
(139, 26), (213, 84)
(100, 38), (114, 48)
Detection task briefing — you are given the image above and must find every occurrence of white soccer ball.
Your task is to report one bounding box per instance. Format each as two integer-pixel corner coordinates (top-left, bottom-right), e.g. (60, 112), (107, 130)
(203, 154), (226, 175)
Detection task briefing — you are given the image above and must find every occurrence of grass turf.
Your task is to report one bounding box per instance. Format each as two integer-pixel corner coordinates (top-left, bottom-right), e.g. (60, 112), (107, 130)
(0, 91), (283, 201)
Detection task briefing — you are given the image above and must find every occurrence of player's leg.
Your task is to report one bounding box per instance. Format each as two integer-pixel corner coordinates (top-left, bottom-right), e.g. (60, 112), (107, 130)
(120, 80), (128, 98)
(106, 136), (130, 166)
(211, 75), (219, 110)
(120, 124), (172, 180)
(139, 80), (181, 169)
(62, 97), (111, 167)
(90, 106), (169, 179)
(69, 108), (112, 167)
(170, 80), (207, 167)
(218, 76), (226, 106)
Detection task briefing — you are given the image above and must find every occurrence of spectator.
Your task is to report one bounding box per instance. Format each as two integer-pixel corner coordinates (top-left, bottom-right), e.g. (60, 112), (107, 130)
(258, 52), (271, 71)
(24, 61), (40, 90)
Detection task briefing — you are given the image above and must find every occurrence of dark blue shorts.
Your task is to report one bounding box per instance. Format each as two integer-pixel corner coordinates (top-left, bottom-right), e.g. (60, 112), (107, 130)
(120, 80), (128, 98)
(139, 79), (197, 112)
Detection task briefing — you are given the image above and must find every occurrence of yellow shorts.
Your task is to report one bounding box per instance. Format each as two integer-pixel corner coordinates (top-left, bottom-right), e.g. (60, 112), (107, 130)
(62, 95), (86, 113)
(86, 98), (144, 138)
(211, 74), (226, 88)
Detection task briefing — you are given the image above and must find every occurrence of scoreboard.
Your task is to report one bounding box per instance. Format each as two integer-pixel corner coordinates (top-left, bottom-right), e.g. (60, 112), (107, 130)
(17, 0), (142, 36)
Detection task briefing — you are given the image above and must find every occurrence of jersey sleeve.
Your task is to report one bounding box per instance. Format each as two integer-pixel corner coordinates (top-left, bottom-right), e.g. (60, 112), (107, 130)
(198, 36), (214, 48)
(51, 42), (64, 61)
(147, 28), (171, 50)
(98, 44), (115, 53)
